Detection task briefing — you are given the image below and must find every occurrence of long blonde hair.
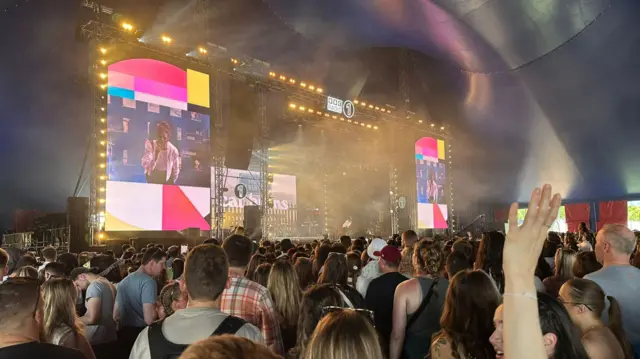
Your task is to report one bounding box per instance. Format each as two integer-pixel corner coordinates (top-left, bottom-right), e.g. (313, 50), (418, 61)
(42, 278), (83, 342)
(304, 310), (384, 359)
(554, 248), (577, 281)
(267, 260), (302, 328)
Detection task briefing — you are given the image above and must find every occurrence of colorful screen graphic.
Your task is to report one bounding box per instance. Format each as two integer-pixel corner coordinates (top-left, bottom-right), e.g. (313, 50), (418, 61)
(415, 137), (448, 229)
(105, 59), (211, 231)
(211, 168), (297, 210)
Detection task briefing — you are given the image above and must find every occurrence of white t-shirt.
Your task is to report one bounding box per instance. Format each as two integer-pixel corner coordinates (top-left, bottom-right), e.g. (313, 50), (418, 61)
(129, 307), (263, 359)
(577, 241), (593, 252)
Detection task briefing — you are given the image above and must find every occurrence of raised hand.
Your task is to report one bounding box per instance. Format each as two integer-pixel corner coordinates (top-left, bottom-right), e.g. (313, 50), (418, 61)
(504, 184), (562, 279)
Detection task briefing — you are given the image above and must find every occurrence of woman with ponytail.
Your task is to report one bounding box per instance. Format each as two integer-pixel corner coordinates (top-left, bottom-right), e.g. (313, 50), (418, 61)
(390, 240), (448, 359)
(558, 278), (633, 359)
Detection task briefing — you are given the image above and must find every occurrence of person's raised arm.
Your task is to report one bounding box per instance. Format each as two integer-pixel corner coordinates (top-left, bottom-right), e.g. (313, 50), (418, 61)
(389, 283), (408, 359)
(503, 184), (561, 359)
(141, 139), (157, 174)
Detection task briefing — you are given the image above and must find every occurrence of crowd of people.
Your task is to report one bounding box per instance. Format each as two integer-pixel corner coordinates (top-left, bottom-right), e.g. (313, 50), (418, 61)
(0, 185), (639, 359)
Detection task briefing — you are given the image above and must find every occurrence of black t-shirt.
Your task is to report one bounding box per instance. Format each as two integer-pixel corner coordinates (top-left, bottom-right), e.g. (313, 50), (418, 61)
(365, 272), (408, 347)
(0, 342), (86, 359)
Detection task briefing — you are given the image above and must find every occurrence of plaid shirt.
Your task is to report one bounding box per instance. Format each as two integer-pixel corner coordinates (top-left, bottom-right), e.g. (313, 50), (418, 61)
(220, 272), (284, 355)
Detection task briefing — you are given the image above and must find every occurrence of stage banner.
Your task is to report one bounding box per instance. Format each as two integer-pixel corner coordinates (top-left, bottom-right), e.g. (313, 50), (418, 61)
(565, 203), (591, 232)
(597, 201), (627, 229)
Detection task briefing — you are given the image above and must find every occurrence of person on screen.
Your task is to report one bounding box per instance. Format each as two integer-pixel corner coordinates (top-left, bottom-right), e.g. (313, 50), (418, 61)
(427, 172), (438, 203)
(141, 121), (180, 185)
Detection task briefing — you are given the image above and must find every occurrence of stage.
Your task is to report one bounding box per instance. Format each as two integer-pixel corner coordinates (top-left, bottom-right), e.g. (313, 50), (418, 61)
(80, 12), (453, 244)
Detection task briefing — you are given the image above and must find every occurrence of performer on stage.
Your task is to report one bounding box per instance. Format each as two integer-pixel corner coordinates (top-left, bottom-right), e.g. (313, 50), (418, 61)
(427, 172), (438, 203)
(141, 121), (180, 184)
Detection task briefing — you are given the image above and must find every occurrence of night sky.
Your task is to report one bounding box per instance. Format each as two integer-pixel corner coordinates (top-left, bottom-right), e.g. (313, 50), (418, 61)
(0, 0), (90, 229)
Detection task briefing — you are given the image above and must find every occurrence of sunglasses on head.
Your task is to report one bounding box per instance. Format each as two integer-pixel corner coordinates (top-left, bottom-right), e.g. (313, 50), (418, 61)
(556, 296), (594, 311)
(321, 306), (375, 327)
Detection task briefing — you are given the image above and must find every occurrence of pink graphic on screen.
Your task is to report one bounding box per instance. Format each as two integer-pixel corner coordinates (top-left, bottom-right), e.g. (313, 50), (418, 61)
(416, 137), (448, 229)
(105, 58), (211, 231)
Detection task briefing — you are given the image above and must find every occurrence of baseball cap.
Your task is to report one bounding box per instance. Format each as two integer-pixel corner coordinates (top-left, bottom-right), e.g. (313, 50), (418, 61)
(367, 238), (387, 259)
(374, 245), (402, 265)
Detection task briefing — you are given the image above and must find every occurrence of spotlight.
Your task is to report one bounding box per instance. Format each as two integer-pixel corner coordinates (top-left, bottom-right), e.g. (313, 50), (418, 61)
(121, 22), (134, 31)
(198, 47), (208, 54)
(419, 120), (423, 123)
(100, 60), (107, 66)
(98, 233), (105, 239)
(99, 47), (107, 54)
(354, 100), (359, 105)
(373, 126), (379, 130)
(99, 199), (106, 204)
(161, 35), (172, 44)
(316, 88), (323, 93)
(300, 82), (307, 88)
(269, 72), (276, 77)
(99, 176), (106, 180)
(440, 126), (445, 130)
(289, 78), (296, 84)
(289, 103), (296, 109)
(99, 73), (107, 79)
(100, 118), (105, 123)
(99, 164), (105, 168)
(431, 124), (435, 127)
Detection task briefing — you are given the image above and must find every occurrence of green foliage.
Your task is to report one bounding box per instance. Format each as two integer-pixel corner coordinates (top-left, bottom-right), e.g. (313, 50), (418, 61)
(629, 205), (640, 222)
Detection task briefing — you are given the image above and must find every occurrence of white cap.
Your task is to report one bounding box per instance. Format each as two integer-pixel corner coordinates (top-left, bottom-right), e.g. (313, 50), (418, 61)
(367, 238), (387, 259)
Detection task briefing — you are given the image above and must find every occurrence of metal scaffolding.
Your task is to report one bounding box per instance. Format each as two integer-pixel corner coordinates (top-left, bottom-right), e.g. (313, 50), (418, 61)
(256, 83), (270, 237)
(212, 74), (229, 240)
(83, 3), (117, 245)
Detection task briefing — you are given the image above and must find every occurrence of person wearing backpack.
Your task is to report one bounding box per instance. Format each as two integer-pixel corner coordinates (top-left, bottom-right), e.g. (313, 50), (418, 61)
(129, 244), (263, 359)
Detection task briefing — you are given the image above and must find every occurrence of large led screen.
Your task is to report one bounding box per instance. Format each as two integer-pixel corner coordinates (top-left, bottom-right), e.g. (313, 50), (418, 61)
(105, 58), (211, 231)
(212, 168), (297, 210)
(415, 137), (448, 229)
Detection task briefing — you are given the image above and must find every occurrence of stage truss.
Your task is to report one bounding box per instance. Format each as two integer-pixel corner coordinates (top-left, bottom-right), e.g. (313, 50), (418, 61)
(81, 15), (454, 240)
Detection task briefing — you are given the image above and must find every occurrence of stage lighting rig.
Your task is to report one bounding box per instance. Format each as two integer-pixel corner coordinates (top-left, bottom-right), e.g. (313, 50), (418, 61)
(121, 22), (134, 32)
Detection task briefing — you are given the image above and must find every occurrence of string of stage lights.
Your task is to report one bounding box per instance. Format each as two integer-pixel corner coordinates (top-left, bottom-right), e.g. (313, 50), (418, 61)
(109, 20), (450, 136)
(87, 18), (454, 240)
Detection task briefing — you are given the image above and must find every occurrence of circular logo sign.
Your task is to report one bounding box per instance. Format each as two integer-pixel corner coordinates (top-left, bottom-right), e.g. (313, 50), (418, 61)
(398, 196), (407, 209)
(234, 184), (248, 199)
(343, 100), (355, 118)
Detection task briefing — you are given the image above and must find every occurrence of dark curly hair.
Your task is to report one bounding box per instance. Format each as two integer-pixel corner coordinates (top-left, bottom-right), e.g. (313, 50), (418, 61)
(437, 270), (501, 359)
(413, 239), (445, 277)
(474, 232), (505, 293)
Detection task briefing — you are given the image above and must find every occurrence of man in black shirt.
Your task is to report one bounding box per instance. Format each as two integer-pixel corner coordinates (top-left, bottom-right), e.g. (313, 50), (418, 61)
(365, 245), (407, 352)
(0, 278), (85, 359)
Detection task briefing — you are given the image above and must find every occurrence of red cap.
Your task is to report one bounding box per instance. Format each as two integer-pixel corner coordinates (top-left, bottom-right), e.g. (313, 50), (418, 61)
(373, 245), (402, 265)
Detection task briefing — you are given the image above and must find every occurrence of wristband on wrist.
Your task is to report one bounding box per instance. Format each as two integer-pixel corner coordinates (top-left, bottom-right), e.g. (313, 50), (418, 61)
(503, 292), (538, 301)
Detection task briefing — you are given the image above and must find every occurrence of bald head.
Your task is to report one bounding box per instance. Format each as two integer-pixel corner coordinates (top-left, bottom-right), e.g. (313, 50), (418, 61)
(600, 224), (636, 255)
